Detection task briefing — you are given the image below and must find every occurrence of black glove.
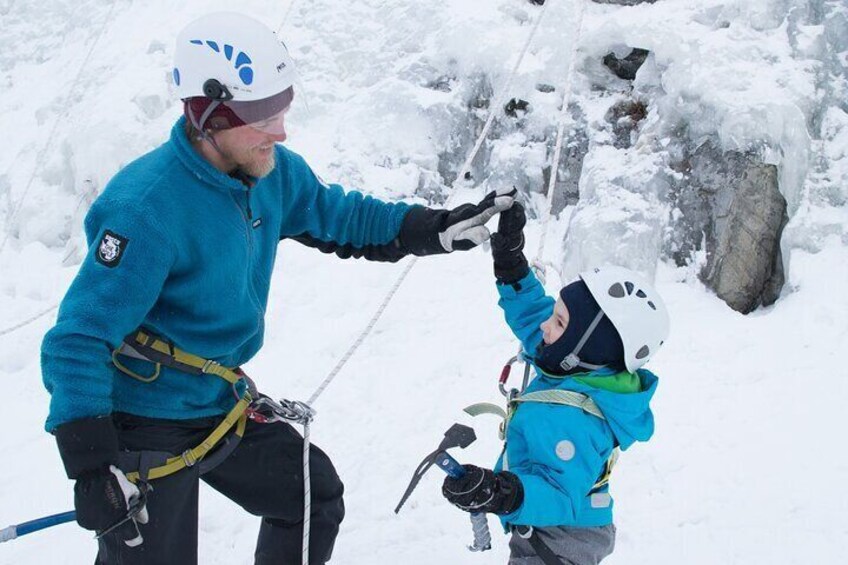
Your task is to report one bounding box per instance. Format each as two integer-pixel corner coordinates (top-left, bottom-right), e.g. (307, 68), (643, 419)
(442, 464), (524, 515)
(399, 187), (517, 255)
(490, 202), (529, 284)
(55, 417), (149, 546)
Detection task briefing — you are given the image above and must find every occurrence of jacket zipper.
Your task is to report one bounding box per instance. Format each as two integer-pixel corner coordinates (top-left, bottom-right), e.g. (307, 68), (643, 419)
(229, 190), (264, 322)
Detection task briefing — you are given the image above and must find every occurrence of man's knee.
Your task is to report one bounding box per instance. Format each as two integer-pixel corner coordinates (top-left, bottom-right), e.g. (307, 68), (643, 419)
(310, 449), (345, 511)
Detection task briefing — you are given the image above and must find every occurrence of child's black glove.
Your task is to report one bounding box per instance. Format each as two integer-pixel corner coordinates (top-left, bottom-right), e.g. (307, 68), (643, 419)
(441, 464), (524, 515)
(399, 187), (517, 255)
(490, 202), (529, 284)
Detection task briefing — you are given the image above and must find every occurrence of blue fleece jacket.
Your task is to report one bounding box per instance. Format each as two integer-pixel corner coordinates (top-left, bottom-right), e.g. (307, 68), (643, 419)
(42, 117), (410, 431)
(494, 271), (658, 528)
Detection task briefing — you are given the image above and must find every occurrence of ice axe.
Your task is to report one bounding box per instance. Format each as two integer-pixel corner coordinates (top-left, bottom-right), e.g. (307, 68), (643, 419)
(394, 423), (491, 552)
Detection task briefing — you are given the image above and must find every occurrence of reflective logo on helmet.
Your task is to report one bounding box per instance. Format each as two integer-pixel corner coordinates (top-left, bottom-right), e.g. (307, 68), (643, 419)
(190, 39), (254, 85)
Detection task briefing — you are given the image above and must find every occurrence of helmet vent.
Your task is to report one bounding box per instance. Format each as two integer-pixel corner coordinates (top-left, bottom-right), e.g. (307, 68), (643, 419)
(636, 345), (650, 359)
(608, 283), (626, 298)
(636, 289), (647, 298)
(647, 300), (656, 310)
(625, 281), (635, 295)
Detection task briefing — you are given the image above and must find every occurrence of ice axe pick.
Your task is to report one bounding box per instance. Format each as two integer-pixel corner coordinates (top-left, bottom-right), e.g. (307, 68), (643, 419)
(394, 423), (491, 552)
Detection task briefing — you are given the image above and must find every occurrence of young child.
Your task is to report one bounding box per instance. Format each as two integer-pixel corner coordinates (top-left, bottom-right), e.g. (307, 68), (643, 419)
(441, 204), (669, 565)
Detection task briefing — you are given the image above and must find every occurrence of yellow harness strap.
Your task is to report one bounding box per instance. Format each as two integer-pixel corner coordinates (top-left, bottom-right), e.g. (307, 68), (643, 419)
(124, 395), (250, 483)
(112, 329), (251, 484)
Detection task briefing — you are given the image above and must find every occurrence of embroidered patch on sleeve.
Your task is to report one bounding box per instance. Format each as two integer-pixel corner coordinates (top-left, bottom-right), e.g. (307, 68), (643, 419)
(96, 230), (129, 268)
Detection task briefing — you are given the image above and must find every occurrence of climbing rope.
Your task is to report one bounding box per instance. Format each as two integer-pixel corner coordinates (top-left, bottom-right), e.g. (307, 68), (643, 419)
(456, 1), (552, 183)
(0, 3), (119, 338)
(276, 0), (300, 35)
(2, 4), (587, 562)
(0, 188), (97, 338)
(304, 0), (567, 413)
(0, 1), (119, 258)
(533, 0), (587, 273)
(0, 304), (57, 338)
(290, 4), (586, 562)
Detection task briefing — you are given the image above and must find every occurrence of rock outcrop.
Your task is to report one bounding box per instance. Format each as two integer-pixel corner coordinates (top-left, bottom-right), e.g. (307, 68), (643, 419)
(669, 142), (788, 313)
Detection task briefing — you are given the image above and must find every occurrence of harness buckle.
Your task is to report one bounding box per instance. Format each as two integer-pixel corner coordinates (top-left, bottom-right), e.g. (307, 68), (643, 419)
(515, 525), (534, 539)
(201, 360), (220, 374)
(181, 449), (198, 468)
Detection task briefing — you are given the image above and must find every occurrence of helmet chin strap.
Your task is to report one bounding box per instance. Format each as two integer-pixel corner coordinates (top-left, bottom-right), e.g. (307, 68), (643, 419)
(187, 100), (229, 161)
(558, 310), (607, 373)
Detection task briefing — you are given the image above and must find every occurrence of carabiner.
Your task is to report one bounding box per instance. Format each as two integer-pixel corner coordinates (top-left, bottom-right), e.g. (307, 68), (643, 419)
(498, 355), (521, 398)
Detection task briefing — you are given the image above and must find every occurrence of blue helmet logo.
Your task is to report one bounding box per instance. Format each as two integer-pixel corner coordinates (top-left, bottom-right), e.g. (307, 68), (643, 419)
(190, 39), (254, 85)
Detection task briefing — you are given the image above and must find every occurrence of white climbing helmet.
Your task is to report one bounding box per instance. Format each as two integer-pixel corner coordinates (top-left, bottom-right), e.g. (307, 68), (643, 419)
(173, 12), (297, 129)
(581, 266), (670, 372)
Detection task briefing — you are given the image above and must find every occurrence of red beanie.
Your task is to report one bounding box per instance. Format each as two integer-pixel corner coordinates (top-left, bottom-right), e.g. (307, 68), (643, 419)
(184, 98), (246, 131)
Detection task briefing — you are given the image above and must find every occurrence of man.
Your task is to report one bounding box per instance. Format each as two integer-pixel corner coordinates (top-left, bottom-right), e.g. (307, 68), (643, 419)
(42, 12), (515, 565)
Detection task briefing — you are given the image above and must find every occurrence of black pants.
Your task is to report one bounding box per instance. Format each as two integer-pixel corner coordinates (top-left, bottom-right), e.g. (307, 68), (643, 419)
(97, 413), (345, 565)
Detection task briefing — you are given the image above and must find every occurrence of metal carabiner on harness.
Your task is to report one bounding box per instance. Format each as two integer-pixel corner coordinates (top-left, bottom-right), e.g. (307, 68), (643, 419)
(498, 354), (532, 400)
(247, 396), (316, 427)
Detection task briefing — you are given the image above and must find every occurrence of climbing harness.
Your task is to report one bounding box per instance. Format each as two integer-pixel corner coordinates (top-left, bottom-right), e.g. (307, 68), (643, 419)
(111, 328), (318, 564)
(465, 354), (619, 487)
(464, 352), (619, 565)
(111, 330), (253, 483)
(5, 2), (590, 562)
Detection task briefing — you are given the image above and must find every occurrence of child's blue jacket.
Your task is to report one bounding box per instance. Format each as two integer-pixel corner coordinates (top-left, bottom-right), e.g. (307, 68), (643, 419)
(494, 271), (658, 528)
(42, 117), (411, 431)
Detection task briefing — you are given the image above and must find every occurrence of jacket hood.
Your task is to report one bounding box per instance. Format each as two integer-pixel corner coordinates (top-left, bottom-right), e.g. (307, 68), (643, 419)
(587, 368), (657, 450)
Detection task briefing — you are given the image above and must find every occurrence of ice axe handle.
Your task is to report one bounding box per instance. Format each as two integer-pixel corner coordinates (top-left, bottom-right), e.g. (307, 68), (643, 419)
(434, 451), (492, 552)
(1, 511), (76, 543)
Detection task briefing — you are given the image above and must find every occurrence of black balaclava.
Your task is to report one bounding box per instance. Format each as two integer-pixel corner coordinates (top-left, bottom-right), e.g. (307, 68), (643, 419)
(534, 279), (626, 376)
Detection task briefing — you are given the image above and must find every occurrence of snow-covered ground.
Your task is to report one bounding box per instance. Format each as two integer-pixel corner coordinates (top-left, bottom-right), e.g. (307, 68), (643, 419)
(1, 0), (847, 563)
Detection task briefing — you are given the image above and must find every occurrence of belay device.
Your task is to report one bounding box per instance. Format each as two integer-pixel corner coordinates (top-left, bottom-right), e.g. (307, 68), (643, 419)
(394, 423), (491, 552)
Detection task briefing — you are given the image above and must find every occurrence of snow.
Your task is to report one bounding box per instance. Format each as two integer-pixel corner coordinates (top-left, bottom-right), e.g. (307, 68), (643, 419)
(1, 0), (846, 564)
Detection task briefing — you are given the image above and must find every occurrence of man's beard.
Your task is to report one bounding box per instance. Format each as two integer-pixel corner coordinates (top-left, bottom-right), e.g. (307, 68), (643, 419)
(223, 143), (276, 178)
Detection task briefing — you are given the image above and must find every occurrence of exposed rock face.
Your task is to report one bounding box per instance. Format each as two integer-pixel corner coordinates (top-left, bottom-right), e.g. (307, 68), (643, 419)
(670, 142), (788, 313)
(602, 48), (650, 80)
(605, 99), (647, 148)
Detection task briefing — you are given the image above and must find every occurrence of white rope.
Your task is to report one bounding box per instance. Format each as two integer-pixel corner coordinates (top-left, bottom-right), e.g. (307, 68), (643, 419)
(0, 185), (97, 339)
(292, 11), (561, 556)
(455, 1), (552, 183)
(306, 256), (418, 404)
(302, 420), (312, 565)
(305, 0), (562, 408)
(276, 0), (300, 35)
(533, 0), (587, 268)
(0, 1), (118, 257)
(291, 10), (560, 553)
(0, 304), (57, 337)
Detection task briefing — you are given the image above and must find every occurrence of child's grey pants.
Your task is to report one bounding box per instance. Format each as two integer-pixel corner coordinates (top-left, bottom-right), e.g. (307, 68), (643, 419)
(508, 524), (616, 565)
